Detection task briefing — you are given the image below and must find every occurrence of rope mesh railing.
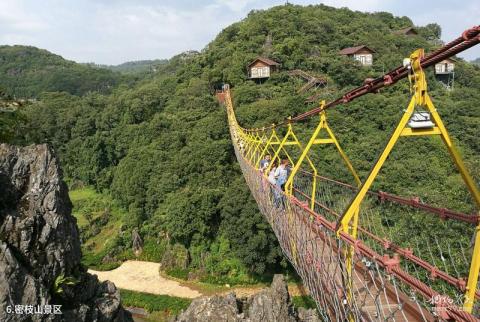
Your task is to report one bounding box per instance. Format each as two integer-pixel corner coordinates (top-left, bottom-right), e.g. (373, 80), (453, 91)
(300, 171), (477, 311)
(225, 86), (479, 321)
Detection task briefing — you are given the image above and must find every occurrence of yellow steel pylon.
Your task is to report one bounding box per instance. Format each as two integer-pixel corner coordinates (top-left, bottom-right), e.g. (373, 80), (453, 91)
(335, 49), (480, 313)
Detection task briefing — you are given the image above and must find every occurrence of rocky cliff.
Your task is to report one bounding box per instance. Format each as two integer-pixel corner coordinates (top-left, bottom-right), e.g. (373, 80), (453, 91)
(172, 274), (320, 322)
(0, 144), (132, 322)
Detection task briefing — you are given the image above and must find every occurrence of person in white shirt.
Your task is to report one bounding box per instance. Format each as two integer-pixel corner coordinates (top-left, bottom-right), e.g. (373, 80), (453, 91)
(268, 161), (277, 185)
(274, 159), (290, 191)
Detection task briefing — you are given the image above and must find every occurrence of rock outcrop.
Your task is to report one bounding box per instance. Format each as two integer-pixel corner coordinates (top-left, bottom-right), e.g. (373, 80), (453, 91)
(171, 274), (320, 322)
(131, 228), (143, 256)
(0, 144), (132, 322)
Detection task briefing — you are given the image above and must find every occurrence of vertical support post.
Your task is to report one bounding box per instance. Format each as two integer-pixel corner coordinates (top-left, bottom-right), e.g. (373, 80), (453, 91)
(285, 101), (360, 210)
(256, 127), (276, 168)
(337, 97), (415, 233)
(248, 133), (262, 163)
(465, 222), (480, 313)
(266, 125), (291, 175)
(244, 132), (255, 160)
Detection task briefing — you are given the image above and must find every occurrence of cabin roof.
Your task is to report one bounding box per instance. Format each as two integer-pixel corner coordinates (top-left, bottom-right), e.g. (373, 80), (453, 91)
(394, 27), (418, 35)
(339, 45), (375, 55)
(247, 57), (280, 68)
(436, 58), (457, 64)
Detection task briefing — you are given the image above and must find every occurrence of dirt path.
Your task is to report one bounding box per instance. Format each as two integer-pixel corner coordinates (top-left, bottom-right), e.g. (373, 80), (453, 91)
(89, 260), (308, 301)
(88, 260), (202, 298)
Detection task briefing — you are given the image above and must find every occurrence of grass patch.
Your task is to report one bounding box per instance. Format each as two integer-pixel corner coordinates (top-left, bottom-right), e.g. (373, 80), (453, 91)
(165, 268), (189, 280)
(70, 187), (98, 203)
(70, 187), (127, 269)
(81, 250), (121, 271)
(292, 295), (317, 310)
(120, 289), (191, 315)
(136, 238), (167, 262)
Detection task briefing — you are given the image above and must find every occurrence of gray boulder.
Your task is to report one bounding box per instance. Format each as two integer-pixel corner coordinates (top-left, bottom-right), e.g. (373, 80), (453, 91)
(131, 228), (143, 256)
(0, 144), (132, 322)
(172, 293), (241, 322)
(172, 274), (320, 322)
(246, 274), (296, 322)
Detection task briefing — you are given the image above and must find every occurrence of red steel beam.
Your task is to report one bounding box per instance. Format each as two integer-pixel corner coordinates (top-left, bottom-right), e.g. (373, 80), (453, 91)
(297, 169), (479, 224)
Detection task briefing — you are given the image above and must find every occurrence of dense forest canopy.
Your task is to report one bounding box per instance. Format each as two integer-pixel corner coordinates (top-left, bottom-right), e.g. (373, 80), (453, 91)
(3, 4), (480, 282)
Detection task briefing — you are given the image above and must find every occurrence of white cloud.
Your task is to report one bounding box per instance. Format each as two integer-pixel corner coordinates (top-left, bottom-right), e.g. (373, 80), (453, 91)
(0, 0), (478, 64)
(77, 3), (239, 63)
(0, 1), (48, 32)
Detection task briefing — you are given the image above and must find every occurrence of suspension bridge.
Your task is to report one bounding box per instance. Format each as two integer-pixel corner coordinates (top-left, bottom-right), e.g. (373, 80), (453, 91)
(222, 26), (480, 321)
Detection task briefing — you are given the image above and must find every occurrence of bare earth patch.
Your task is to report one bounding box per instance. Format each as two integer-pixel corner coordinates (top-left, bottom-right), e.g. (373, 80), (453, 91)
(88, 260), (202, 298)
(89, 260), (307, 301)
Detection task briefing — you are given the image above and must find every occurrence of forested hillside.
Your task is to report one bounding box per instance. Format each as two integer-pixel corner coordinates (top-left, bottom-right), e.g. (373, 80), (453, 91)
(0, 45), (125, 98)
(5, 4), (480, 283)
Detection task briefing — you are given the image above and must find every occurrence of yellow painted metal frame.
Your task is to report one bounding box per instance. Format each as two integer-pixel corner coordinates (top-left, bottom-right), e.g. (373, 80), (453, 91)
(251, 132), (267, 165)
(264, 121), (317, 189)
(263, 125), (296, 173)
(256, 128), (295, 169)
(280, 101), (361, 319)
(246, 132), (262, 162)
(284, 101), (361, 200)
(335, 49), (480, 313)
(263, 121), (317, 269)
(255, 127), (277, 168)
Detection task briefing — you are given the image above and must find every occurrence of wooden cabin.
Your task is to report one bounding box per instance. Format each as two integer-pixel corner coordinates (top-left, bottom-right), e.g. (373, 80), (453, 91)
(394, 27), (418, 36)
(435, 58), (455, 89)
(248, 57), (280, 79)
(339, 45), (375, 66)
(435, 58), (455, 74)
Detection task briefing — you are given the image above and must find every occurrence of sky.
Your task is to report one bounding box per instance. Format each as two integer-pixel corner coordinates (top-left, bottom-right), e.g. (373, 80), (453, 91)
(0, 0), (478, 65)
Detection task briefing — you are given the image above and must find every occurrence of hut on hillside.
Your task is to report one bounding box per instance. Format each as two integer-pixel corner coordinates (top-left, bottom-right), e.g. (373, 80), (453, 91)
(247, 57), (280, 79)
(339, 45), (375, 66)
(394, 27), (418, 36)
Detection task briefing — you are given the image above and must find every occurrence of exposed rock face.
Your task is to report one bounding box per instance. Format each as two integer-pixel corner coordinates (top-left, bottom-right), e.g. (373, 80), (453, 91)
(172, 274), (320, 322)
(131, 228), (143, 256)
(0, 144), (132, 322)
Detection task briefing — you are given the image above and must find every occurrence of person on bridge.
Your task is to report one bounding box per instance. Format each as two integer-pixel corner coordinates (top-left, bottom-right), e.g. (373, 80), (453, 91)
(259, 155), (271, 173)
(272, 159), (290, 210)
(267, 161), (278, 185)
(268, 161), (282, 207)
(275, 159), (290, 191)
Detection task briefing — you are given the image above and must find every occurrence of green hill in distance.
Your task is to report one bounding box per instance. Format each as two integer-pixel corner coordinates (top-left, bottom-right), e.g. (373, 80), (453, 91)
(0, 45), (123, 98)
(90, 59), (169, 75)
